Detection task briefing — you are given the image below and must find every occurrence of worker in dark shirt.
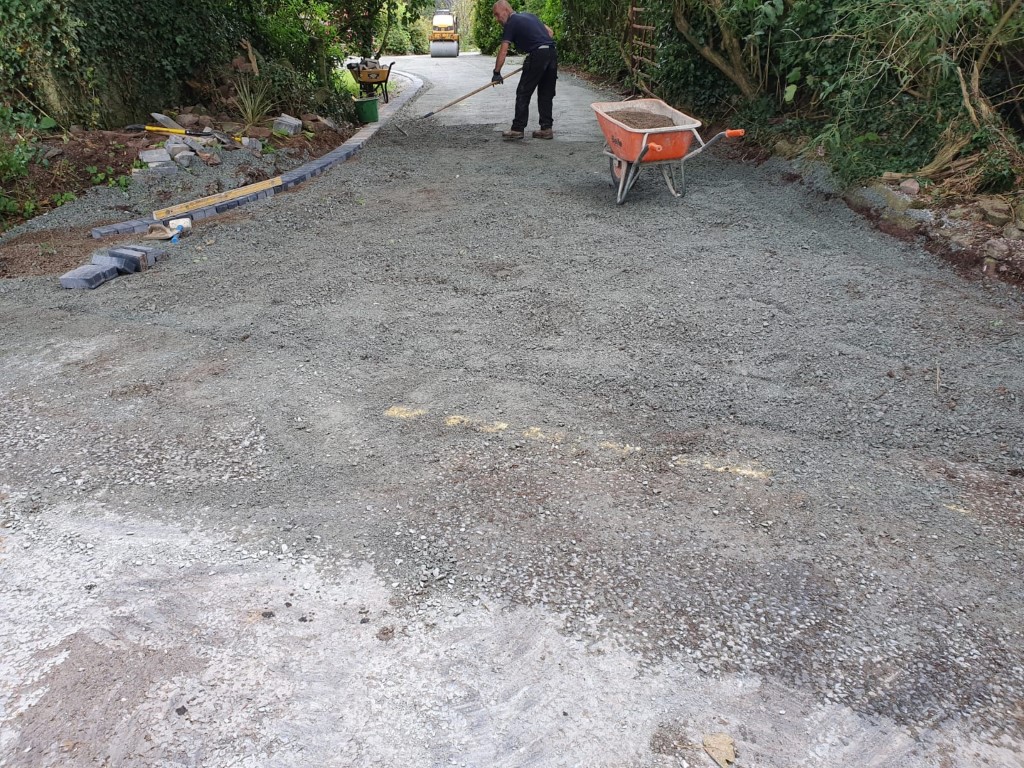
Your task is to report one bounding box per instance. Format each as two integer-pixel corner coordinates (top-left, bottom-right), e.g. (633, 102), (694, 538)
(491, 0), (557, 140)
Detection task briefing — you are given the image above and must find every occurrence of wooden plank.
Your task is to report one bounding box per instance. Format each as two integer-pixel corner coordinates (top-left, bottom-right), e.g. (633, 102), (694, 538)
(153, 176), (282, 220)
(631, 54), (659, 67)
(631, 23), (656, 31)
(633, 39), (657, 49)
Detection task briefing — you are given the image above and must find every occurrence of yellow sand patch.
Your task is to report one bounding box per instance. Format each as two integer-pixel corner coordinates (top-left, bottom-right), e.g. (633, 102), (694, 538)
(385, 405), (427, 420)
(522, 427), (565, 442)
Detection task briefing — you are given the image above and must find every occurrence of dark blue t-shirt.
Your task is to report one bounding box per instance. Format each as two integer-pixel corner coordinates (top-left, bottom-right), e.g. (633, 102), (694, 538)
(501, 12), (554, 53)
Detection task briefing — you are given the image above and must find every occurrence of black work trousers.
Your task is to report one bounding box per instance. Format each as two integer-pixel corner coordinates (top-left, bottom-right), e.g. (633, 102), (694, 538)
(512, 47), (557, 131)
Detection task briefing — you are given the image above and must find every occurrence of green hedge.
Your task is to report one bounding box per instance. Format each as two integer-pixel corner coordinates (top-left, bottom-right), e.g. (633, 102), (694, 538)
(559, 0), (1023, 188)
(473, 0), (564, 56)
(1, 0), (244, 127)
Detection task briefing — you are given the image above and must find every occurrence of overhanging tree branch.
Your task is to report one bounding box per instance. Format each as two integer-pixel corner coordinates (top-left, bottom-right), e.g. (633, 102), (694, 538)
(671, 2), (758, 98)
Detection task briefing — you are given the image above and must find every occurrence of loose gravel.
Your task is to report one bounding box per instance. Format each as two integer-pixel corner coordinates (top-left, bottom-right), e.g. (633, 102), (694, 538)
(1, 80), (1023, 767)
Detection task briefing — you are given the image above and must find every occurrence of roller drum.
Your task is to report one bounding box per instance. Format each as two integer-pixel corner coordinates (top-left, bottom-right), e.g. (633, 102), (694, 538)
(429, 41), (459, 58)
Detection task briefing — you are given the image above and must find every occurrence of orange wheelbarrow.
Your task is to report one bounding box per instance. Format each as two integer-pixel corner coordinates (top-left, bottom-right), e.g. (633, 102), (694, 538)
(591, 98), (745, 204)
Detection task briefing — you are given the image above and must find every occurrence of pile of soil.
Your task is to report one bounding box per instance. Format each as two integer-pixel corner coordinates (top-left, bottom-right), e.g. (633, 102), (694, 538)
(608, 109), (675, 129)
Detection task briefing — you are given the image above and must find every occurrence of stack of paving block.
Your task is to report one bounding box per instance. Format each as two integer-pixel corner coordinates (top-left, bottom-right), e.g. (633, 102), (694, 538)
(59, 244), (166, 289)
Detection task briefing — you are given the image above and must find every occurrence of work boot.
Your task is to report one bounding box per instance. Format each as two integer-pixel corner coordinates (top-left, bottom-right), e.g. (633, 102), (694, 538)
(502, 129), (525, 141)
(532, 128), (553, 139)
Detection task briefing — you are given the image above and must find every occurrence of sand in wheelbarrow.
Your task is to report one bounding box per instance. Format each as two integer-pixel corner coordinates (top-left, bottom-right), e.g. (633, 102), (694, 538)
(607, 109), (675, 129)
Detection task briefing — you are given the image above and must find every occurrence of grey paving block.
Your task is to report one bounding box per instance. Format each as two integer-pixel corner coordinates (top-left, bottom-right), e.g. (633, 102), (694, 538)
(91, 251), (139, 274)
(184, 137), (208, 153)
(90, 225), (119, 239)
(273, 114), (303, 135)
(139, 148), (172, 164)
(109, 246), (152, 269)
(97, 223), (133, 236)
(132, 165), (178, 180)
(60, 264), (118, 289)
(127, 244), (166, 263)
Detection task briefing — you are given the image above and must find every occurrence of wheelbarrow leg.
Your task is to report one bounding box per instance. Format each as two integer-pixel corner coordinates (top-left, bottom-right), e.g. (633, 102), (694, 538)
(609, 154), (641, 205)
(661, 161), (686, 198)
(618, 162), (643, 204)
(608, 143), (651, 204)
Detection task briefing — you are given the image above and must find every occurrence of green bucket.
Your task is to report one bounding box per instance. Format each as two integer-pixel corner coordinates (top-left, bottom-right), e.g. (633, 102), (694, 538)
(354, 96), (379, 124)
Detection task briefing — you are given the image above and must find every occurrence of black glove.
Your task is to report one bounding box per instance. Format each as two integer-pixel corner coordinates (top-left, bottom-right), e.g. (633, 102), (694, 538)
(491, 70), (503, 84)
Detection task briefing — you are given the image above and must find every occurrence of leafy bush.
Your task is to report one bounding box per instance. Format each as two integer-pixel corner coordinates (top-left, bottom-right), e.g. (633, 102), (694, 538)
(472, 0), (507, 55)
(409, 17), (431, 55)
(252, 1), (328, 73)
(473, 0), (562, 55)
(0, 0), (83, 113)
(0, 107), (57, 227)
(0, 109), (45, 186)
(381, 22), (413, 54)
(558, 0), (628, 75)
(260, 59), (352, 121)
(561, 0), (1023, 190)
(970, 124), (1024, 193)
(538, 0), (565, 38)
(2, 0), (245, 127)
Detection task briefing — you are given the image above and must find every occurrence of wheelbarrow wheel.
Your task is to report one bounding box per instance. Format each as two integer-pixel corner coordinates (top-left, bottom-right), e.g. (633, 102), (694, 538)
(609, 156), (630, 186)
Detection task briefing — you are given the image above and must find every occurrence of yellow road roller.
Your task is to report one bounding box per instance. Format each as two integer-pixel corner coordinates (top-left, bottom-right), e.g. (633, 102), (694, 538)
(429, 10), (459, 58)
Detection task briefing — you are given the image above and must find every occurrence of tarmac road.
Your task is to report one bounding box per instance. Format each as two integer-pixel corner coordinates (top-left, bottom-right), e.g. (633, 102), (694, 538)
(387, 52), (607, 141)
(1, 54), (1023, 767)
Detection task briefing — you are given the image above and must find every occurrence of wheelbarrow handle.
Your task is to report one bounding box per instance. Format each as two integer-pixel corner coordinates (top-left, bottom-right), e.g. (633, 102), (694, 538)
(695, 128), (744, 153)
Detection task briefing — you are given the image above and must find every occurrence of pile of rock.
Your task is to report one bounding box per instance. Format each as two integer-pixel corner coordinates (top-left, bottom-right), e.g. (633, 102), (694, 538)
(845, 178), (1024, 280)
(135, 110), (343, 175)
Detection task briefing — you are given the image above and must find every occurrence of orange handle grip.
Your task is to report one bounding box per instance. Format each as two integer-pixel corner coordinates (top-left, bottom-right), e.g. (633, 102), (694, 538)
(725, 129), (745, 138)
(649, 143), (663, 152)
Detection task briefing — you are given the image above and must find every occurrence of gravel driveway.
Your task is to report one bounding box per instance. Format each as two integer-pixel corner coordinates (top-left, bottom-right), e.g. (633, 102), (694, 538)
(1, 55), (1023, 767)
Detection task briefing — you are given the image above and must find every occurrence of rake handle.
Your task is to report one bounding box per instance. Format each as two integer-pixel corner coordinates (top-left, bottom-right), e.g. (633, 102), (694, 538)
(420, 67), (524, 119)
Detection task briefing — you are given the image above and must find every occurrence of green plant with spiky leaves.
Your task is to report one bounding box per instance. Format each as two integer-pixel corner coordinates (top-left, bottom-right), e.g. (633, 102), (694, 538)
(233, 75), (278, 129)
